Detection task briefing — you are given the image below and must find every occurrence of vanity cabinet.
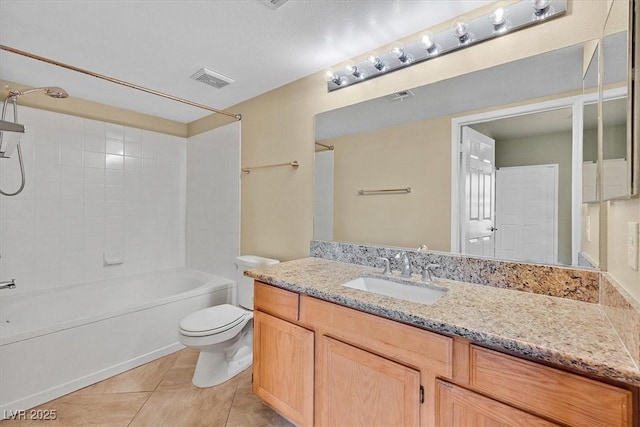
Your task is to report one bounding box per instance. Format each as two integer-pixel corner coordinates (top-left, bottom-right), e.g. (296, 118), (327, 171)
(253, 281), (636, 427)
(253, 283), (314, 427)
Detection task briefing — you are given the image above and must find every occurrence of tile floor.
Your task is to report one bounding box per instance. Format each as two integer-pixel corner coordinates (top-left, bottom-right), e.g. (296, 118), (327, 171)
(1, 348), (293, 427)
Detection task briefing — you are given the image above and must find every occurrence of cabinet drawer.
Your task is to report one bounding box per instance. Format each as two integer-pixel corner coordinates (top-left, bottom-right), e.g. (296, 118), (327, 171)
(469, 345), (633, 427)
(300, 295), (452, 377)
(254, 281), (299, 322)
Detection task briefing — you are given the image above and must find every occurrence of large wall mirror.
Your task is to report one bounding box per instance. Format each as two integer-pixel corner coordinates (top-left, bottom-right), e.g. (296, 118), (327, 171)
(314, 19), (630, 269)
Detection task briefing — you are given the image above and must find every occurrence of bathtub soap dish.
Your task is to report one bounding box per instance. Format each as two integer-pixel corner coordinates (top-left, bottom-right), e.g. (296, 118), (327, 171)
(103, 253), (124, 266)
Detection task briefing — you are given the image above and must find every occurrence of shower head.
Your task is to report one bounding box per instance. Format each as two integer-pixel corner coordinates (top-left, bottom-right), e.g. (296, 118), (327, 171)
(5, 85), (68, 99)
(43, 87), (68, 98)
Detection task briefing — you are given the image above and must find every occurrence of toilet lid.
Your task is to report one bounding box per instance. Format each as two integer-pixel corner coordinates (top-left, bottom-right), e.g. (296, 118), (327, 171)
(179, 304), (249, 337)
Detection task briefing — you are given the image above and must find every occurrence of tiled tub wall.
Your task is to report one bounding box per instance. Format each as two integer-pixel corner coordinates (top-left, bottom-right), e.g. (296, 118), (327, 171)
(310, 240), (600, 303)
(0, 107), (186, 294)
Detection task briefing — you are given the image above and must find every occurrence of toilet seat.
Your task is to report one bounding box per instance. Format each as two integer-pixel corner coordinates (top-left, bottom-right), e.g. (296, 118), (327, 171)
(179, 304), (250, 337)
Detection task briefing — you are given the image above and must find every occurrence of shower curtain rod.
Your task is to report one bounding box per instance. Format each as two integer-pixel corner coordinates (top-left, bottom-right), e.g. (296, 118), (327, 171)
(0, 44), (241, 121)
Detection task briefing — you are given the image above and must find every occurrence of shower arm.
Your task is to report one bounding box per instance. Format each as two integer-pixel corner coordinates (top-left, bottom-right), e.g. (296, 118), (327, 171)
(0, 44), (242, 121)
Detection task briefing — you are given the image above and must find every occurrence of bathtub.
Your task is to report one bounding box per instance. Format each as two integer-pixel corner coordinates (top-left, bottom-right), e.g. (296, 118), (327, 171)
(0, 268), (234, 413)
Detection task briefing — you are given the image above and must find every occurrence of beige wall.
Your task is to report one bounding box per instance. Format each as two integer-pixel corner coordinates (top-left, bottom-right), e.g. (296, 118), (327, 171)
(0, 80), (187, 137)
(330, 117), (451, 251)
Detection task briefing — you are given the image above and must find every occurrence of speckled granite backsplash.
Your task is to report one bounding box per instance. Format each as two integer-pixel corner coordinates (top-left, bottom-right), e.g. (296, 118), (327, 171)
(601, 273), (640, 369)
(310, 240), (600, 303)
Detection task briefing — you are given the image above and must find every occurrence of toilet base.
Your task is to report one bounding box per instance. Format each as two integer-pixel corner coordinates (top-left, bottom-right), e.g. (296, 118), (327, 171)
(191, 344), (253, 388)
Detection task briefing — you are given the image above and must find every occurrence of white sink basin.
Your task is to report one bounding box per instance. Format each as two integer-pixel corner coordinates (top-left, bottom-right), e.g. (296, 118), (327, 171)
(341, 276), (447, 305)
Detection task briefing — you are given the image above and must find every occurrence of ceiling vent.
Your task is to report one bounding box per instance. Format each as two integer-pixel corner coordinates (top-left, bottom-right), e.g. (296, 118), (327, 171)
(261, 0), (289, 10)
(190, 67), (234, 89)
(387, 90), (414, 102)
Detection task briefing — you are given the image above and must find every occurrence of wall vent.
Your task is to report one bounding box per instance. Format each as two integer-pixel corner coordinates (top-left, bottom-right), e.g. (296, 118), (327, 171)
(387, 90), (414, 102)
(190, 67), (234, 89)
(261, 0), (289, 10)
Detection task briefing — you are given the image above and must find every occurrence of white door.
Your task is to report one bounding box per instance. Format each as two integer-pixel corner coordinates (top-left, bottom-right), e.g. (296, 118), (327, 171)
(460, 127), (495, 257)
(495, 164), (558, 264)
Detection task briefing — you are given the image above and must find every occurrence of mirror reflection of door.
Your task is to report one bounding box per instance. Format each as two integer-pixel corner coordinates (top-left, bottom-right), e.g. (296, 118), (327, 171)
(459, 107), (573, 265)
(495, 165), (558, 264)
(460, 127), (495, 258)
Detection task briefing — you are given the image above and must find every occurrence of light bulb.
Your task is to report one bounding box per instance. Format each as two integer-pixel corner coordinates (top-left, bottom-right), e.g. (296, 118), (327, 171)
(368, 54), (387, 72)
(345, 63), (366, 80)
(421, 33), (434, 49)
(489, 7), (510, 33)
(490, 7), (507, 25)
(452, 17), (469, 38)
(420, 32), (439, 56)
(325, 69), (345, 86)
(533, 0), (551, 9)
(452, 16), (473, 45)
(391, 43), (414, 64)
(532, 0), (553, 19)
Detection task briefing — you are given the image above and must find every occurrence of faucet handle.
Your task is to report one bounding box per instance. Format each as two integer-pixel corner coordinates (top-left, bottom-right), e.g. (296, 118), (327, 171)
(377, 257), (391, 275)
(421, 264), (440, 283)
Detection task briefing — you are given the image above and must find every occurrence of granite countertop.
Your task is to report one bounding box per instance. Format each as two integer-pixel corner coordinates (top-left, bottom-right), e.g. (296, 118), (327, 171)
(246, 257), (640, 387)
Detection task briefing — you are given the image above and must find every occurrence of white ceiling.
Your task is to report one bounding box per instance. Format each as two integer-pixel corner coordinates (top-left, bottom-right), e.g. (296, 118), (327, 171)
(0, 0), (492, 123)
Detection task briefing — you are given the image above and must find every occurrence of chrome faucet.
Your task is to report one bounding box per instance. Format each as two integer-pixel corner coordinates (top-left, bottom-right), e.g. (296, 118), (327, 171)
(0, 279), (16, 290)
(421, 264), (440, 283)
(394, 251), (412, 278)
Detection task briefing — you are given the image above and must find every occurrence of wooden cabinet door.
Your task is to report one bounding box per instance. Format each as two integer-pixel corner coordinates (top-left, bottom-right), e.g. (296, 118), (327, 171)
(317, 335), (421, 427)
(436, 380), (558, 427)
(253, 310), (314, 427)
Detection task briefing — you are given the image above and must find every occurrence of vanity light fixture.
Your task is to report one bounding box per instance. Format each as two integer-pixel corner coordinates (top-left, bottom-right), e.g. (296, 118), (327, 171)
(326, 0), (567, 92)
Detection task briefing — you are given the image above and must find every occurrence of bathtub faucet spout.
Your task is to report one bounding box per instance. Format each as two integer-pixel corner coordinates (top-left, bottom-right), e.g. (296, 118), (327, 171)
(0, 279), (16, 290)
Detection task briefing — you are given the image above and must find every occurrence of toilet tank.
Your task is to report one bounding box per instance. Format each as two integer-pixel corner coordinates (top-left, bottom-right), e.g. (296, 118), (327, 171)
(235, 255), (279, 310)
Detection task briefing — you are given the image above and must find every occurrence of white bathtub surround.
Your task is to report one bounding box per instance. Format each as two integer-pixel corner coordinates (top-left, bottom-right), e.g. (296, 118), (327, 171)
(0, 107), (187, 295)
(186, 122), (240, 280)
(0, 268), (233, 413)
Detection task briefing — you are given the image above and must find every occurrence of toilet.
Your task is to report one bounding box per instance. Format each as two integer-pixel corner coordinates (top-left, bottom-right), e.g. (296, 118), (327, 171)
(178, 255), (279, 387)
